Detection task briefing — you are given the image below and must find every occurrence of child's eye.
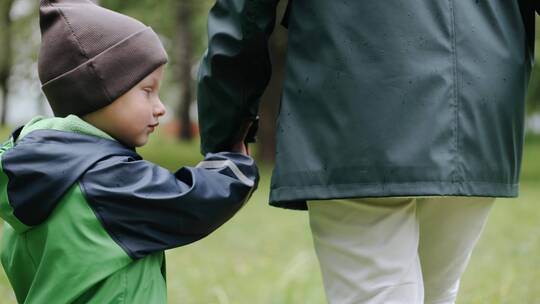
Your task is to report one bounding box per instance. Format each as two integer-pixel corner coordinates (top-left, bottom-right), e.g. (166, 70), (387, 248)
(143, 88), (153, 96)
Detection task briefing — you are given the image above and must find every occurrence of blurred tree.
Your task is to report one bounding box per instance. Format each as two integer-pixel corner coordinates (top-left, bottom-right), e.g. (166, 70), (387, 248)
(174, 0), (195, 140)
(13, 1), (43, 118)
(0, 0), (15, 126)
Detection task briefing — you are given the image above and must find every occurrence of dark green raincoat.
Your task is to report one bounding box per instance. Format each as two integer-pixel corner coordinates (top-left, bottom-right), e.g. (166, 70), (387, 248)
(198, 0), (538, 210)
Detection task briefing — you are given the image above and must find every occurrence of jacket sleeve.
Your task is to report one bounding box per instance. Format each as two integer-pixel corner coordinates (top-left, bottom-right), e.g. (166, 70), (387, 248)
(197, 0), (279, 154)
(80, 152), (259, 259)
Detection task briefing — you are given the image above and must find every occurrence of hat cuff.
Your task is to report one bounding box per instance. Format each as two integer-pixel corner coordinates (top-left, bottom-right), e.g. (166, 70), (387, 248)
(42, 27), (168, 117)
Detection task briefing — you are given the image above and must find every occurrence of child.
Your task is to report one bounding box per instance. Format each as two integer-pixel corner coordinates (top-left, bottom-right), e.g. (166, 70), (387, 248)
(0, 1), (258, 303)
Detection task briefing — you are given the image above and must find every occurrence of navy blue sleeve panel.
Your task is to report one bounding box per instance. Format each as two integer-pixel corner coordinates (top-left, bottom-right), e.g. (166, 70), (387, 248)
(80, 152), (259, 259)
(1, 129), (139, 227)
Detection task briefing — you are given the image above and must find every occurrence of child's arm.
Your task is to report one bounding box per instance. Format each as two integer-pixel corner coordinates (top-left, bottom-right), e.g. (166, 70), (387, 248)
(197, 0), (279, 154)
(79, 152), (258, 259)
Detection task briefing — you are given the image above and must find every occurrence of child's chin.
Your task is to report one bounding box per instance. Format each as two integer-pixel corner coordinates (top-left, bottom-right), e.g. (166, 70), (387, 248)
(134, 136), (150, 147)
(122, 136), (148, 148)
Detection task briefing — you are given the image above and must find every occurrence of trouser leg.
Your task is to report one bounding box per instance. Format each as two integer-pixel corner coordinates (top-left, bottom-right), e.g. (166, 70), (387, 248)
(307, 198), (424, 304)
(417, 197), (495, 304)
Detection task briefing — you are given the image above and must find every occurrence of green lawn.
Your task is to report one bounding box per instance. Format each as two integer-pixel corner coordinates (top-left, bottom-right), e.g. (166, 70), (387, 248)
(0, 129), (538, 303)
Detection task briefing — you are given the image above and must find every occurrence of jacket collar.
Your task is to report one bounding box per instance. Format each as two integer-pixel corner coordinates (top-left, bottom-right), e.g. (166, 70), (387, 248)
(17, 115), (115, 142)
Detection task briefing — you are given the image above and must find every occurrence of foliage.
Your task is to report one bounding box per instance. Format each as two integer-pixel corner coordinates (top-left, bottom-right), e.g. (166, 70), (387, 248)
(100, 0), (214, 62)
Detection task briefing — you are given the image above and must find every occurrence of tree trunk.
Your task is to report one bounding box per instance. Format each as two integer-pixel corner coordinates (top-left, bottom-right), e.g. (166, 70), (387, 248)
(1, 82), (7, 125)
(175, 1), (194, 140)
(0, 0), (15, 126)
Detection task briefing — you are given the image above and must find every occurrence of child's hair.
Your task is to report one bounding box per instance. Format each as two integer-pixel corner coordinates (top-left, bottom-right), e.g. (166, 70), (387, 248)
(38, 0), (168, 117)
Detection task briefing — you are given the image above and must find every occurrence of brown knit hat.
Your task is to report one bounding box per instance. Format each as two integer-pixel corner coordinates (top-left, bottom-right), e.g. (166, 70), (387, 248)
(38, 0), (168, 117)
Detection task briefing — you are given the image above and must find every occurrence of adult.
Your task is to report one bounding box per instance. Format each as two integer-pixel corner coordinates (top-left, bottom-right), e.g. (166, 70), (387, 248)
(197, 1), (538, 303)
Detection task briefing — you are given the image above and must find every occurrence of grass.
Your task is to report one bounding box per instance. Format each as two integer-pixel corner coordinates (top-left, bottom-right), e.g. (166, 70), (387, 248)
(0, 128), (539, 303)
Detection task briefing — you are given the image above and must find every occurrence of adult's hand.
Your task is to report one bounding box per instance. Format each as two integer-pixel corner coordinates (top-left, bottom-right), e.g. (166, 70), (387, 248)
(230, 121), (253, 155)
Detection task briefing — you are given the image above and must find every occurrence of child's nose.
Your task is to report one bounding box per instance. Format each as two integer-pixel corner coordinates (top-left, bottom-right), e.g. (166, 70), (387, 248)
(154, 99), (166, 117)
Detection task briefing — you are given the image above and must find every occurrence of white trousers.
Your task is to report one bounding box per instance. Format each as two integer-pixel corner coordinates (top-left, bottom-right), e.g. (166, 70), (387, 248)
(307, 197), (495, 304)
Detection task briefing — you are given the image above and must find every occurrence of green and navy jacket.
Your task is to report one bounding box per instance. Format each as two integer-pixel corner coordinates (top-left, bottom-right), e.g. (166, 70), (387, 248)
(0, 115), (258, 303)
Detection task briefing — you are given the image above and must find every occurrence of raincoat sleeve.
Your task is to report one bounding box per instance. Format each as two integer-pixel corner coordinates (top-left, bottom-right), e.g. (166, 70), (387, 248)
(197, 0), (280, 154)
(80, 152), (258, 259)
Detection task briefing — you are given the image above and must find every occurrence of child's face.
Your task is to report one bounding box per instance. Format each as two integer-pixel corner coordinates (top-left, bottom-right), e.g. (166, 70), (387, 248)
(83, 65), (166, 147)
